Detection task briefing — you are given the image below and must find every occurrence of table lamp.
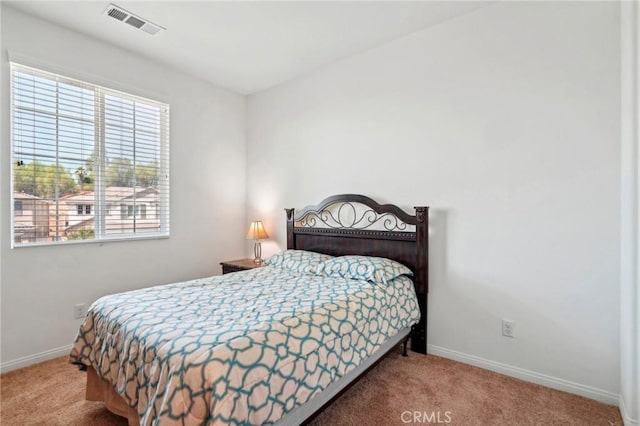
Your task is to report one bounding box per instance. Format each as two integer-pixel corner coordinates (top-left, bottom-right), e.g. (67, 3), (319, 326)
(247, 220), (269, 264)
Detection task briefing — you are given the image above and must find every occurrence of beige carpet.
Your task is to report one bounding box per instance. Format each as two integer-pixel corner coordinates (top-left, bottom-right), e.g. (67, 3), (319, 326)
(1, 347), (622, 425)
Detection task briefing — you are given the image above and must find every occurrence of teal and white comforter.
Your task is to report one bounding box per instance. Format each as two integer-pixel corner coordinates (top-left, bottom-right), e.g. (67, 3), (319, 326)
(69, 266), (420, 425)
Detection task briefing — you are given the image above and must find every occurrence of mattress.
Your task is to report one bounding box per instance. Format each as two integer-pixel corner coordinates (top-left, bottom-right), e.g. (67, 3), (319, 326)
(69, 265), (420, 425)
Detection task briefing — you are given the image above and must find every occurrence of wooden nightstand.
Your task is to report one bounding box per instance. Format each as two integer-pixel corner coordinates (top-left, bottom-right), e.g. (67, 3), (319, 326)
(220, 258), (264, 274)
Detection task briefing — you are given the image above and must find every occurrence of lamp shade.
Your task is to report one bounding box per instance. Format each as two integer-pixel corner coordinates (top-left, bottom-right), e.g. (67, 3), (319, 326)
(246, 221), (269, 240)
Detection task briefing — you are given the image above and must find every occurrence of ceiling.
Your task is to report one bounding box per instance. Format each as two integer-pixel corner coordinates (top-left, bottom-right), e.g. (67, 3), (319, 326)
(6, 1), (490, 95)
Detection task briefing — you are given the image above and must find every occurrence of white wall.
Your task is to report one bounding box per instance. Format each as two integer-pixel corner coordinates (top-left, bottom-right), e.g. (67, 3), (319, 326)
(620, 2), (639, 424)
(0, 6), (247, 369)
(247, 1), (621, 401)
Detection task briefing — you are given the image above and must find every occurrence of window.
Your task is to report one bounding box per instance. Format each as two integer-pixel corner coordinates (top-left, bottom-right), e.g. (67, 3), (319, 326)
(124, 204), (147, 219)
(11, 63), (170, 246)
(76, 204), (92, 215)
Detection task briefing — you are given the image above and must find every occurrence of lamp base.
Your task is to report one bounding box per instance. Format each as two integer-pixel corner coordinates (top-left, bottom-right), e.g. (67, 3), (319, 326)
(253, 241), (262, 264)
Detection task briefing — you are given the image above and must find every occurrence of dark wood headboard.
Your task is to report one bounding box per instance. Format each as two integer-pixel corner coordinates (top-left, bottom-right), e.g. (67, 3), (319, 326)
(285, 194), (429, 354)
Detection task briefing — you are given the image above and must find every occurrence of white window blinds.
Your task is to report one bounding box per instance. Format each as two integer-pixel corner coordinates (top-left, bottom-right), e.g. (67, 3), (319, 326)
(11, 63), (170, 246)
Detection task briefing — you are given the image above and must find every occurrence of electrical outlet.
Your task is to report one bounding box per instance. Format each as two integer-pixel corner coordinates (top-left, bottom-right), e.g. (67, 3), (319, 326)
(74, 303), (87, 319)
(502, 319), (515, 338)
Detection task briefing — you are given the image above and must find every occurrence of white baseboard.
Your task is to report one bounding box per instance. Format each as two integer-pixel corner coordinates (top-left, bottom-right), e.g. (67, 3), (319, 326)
(0, 344), (72, 374)
(619, 395), (639, 426)
(427, 344), (620, 406)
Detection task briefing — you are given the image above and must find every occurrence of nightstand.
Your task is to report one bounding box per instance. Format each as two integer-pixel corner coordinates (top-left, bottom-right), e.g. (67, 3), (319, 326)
(220, 258), (265, 274)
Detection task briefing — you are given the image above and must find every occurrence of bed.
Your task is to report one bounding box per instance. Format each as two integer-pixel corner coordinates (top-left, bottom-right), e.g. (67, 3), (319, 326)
(69, 194), (429, 425)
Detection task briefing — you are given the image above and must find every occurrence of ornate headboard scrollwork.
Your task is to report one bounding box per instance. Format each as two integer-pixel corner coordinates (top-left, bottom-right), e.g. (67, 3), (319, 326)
(295, 194), (416, 233)
(285, 194), (429, 354)
(286, 194), (419, 241)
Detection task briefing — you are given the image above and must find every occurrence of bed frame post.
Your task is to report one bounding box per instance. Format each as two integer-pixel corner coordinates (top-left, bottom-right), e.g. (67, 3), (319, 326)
(412, 206), (429, 354)
(285, 208), (295, 249)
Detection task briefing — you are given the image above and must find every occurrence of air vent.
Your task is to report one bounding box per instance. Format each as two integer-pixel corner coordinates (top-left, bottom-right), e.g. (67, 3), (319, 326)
(107, 7), (127, 21)
(104, 4), (164, 36)
(125, 16), (145, 29)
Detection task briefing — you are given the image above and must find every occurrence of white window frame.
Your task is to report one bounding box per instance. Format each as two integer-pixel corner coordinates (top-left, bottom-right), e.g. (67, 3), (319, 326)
(10, 63), (170, 248)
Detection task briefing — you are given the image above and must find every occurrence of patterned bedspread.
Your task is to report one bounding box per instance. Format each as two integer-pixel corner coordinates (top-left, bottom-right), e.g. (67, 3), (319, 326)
(69, 266), (420, 425)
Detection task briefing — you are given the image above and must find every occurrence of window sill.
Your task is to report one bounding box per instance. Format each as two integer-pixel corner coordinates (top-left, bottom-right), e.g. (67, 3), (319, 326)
(11, 233), (170, 249)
